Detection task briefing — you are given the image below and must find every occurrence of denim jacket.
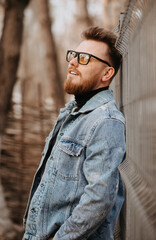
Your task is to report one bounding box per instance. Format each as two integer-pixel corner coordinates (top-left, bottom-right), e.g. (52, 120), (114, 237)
(23, 89), (126, 240)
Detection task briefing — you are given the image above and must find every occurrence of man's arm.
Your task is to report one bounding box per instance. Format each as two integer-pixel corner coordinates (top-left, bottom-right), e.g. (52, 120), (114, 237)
(53, 119), (126, 240)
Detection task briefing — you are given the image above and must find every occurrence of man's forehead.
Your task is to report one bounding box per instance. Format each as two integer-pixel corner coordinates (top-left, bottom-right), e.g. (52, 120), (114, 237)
(75, 40), (109, 56)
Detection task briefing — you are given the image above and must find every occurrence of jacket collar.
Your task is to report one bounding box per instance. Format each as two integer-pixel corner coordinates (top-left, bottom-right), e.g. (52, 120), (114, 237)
(66, 89), (114, 115)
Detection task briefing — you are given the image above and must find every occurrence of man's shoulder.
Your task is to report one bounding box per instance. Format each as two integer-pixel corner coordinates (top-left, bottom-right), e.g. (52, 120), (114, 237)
(91, 100), (125, 125)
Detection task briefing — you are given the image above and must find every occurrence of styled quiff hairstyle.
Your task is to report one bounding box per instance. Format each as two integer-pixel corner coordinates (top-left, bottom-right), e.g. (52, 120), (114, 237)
(82, 26), (122, 76)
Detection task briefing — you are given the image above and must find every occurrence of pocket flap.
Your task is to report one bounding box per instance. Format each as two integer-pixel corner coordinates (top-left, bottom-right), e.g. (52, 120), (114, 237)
(59, 139), (83, 156)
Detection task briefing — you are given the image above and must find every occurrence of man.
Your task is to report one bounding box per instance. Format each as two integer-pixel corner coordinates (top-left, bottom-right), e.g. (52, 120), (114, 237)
(23, 27), (126, 240)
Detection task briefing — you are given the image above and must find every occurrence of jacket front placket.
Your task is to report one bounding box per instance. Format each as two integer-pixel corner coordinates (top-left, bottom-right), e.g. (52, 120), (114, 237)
(23, 103), (75, 225)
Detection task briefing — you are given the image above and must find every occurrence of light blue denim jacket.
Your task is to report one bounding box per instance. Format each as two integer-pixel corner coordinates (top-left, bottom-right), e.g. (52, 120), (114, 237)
(23, 89), (126, 240)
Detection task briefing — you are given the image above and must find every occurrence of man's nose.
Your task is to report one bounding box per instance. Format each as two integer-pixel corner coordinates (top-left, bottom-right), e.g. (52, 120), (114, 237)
(69, 56), (79, 67)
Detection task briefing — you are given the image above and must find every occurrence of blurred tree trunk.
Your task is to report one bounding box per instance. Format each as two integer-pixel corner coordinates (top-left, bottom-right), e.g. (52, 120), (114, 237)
(33, 0), (65, 112)
(0, 2), (5, 39)
(102, 0), (127, 30)
(0, 0), (30, 135)
(75, 0), (92, 26)
(0, 0), (30, 238)
(102, 0), (110, 29)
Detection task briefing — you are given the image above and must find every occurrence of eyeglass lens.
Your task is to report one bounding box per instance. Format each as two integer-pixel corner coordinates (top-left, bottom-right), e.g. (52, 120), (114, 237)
(79, 53), (90, 64)
(67, 51), (77, 62)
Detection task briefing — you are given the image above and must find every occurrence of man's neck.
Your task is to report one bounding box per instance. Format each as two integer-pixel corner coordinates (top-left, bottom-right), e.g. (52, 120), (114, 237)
(74, 86), (109, 110)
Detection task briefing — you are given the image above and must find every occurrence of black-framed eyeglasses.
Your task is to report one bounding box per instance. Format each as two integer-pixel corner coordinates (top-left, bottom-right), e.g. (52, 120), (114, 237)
(66, 50), (111, 67)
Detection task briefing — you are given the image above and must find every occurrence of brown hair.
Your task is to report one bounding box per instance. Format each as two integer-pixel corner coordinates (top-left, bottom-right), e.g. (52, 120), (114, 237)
(82, 26), (122, 75)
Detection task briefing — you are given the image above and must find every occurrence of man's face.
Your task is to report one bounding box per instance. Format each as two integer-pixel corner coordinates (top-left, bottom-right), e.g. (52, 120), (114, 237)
(64, 40), (110, 95)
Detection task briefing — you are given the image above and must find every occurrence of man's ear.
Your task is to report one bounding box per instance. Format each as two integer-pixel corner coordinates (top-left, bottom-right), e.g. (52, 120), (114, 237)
(102, 67), (115, 82)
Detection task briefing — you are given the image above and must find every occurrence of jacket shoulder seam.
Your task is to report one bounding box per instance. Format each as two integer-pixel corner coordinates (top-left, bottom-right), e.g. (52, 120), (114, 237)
(86, 117), (125, 145)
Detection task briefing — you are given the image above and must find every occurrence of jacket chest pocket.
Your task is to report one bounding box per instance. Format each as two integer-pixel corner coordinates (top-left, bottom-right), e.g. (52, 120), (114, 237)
(58, 139), (84, 181)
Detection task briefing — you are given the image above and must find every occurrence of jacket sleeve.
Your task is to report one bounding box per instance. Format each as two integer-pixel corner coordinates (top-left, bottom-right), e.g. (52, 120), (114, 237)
(53, 118), (126, 240)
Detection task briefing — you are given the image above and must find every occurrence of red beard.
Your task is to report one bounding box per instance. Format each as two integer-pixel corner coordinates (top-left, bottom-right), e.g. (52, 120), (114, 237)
(64, 72), (98, 95)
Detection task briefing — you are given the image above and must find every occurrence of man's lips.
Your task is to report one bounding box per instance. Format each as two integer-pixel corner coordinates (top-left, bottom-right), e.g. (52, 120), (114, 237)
(68, 68), (80, 76)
